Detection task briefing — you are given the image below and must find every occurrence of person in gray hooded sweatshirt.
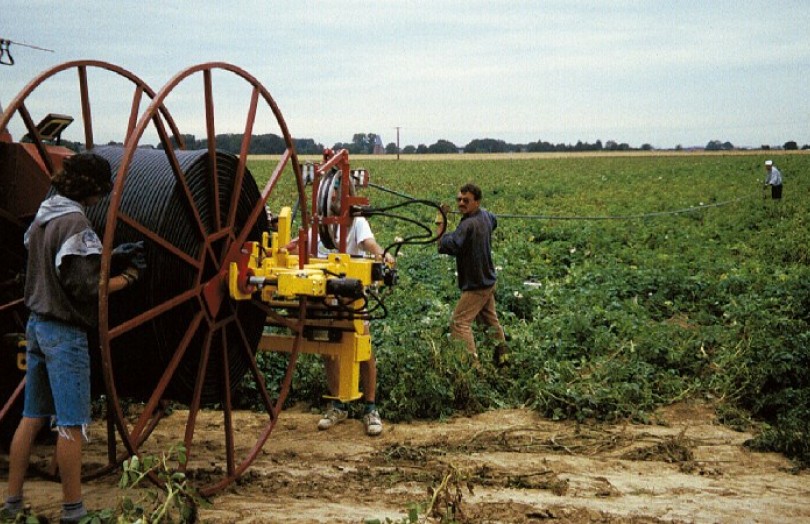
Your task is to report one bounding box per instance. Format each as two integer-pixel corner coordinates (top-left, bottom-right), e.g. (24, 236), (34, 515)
(2, 153), (139, 523)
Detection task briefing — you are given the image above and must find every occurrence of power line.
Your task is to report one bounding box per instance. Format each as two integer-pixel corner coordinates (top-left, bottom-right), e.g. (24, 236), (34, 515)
(494, 193), (756, 221)
(0, 38), (54, 52)
(368, 182), (757, 222)
(0, 38), (54, 67)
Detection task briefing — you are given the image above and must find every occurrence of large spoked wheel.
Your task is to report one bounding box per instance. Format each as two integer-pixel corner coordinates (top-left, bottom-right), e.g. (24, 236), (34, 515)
(98, 63), (309, 496)
(0, 60), (180, 474)
(0, 59), (182, 173)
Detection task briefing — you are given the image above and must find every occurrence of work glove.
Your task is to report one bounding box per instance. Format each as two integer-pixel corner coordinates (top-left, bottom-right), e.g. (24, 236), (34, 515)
(112, 241), (147, 272)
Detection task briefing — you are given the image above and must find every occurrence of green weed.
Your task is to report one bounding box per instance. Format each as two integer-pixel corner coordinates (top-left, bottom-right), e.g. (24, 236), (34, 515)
(79, 444), (207, 523)
(246, 153), (810, 466)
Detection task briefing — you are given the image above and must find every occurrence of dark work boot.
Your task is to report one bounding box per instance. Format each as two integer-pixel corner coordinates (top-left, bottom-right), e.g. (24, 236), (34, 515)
(493, 343), (510, 368)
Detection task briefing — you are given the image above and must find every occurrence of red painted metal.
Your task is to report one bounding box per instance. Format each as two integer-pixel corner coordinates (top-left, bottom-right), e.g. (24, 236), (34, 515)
(97, 62), (307, 495)
(0, 60), (181, 478)
(0, 378), (24, 426)
(1, 60), (308, 495)
(310, 148), (369, 253)
(0, 60), (182, 164)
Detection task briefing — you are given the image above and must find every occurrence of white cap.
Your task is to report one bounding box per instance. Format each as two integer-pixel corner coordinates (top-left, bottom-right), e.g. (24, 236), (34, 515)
(765, 160), (773, 166)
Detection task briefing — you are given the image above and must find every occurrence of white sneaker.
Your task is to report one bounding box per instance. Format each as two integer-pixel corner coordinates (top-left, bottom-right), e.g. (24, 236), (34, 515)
(363, 409), (383, 436)
(318, 406), (348, 430)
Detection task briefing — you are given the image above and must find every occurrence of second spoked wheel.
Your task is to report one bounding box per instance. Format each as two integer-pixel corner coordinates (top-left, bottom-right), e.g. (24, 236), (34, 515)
(0, 59), (182, 476)
(94, 63), (309, 495)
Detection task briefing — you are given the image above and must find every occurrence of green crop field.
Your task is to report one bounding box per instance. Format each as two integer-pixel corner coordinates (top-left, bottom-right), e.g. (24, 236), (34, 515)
(247, 152), (809, 465)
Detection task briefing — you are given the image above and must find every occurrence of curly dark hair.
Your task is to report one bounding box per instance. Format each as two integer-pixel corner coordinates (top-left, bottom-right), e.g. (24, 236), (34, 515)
(51, 153), (113, 202)
(459, 183), (482, 201)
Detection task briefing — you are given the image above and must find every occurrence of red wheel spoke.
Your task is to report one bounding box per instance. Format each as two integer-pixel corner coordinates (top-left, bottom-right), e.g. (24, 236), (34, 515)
(77, 65), (94, 149)
(115, 210), (201, 269)
(181, 324), (214, 470)
(0, 298), (24, 314)
(132, 404), (167, 449)
(0, 378), (25, 423)
(231, 306), (276, 414)
(126, 86), (145, 144)
(272, 300), (307, 418)
(157, 129), (207, 236)
(16, 103), (53, 174)
(203, 70), (222, 232)
(152, 115), (212, 257)
(230, 149), (291, 251)
(108, 286), (200, 340)
(199, 301), (306, 497)
(219, 326), (235, 476)
(128, 311), (204, 444)
(226, 86), (259, 230)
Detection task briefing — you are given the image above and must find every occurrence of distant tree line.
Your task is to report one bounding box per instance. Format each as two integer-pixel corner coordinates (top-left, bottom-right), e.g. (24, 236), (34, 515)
(49, 133), (810, 155)
(52, 133), (324, 155)
(166, 134), (324, 155)
(378, 135), (810, 154)
(703, 139), (809, 152)
(390, 137), (639, 155)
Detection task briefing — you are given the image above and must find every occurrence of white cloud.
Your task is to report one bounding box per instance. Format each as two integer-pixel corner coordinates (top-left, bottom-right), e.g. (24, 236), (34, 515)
(2, 1), (808, 149)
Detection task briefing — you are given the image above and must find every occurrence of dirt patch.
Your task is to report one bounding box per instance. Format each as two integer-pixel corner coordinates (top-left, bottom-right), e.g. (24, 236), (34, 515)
(2, 400), (808, 523)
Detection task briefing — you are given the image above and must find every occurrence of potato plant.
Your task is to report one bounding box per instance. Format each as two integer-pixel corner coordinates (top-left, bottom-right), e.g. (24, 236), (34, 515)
(246, 152), (809, 465)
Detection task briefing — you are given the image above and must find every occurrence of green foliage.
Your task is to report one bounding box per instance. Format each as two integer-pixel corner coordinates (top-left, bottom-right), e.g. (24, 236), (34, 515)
(234, 350), (297, 409)
(80, 444), (206, 523)
(746, 402), (810, 467)
(247, 153), (810, 465)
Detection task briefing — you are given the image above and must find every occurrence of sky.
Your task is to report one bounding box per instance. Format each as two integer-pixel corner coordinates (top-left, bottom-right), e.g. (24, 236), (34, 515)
(2, 1), (808, 150)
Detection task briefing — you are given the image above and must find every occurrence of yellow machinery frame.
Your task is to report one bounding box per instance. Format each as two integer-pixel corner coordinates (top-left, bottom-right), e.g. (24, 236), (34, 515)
(229, 206), (383, 402)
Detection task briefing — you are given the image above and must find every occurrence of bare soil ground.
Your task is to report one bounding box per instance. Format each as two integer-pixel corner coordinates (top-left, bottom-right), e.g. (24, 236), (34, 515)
(2, 400), (808, 523)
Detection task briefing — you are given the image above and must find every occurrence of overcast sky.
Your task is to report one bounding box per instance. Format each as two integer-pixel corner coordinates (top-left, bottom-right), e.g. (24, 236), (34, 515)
(2, 1), (808, 149)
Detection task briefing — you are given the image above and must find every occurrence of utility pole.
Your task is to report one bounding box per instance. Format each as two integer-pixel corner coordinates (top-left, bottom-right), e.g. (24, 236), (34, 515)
(395, 126), (400, 160)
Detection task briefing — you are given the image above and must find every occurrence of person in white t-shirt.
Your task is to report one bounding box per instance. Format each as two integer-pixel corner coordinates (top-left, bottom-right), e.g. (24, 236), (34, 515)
(288, 217), (394, 436)
(318, 217), (393, 436)
(763, 160), (783, 200)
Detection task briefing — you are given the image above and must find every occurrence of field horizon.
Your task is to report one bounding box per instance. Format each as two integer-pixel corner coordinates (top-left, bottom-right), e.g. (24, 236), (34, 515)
(250, 148), (810, 162)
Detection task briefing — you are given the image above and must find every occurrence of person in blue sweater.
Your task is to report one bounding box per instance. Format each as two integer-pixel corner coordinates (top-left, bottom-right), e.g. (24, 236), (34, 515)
(437, 183), (508, 368)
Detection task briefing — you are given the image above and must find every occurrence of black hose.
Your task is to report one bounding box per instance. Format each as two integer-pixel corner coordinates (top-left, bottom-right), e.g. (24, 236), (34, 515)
(86, 145), (268, 405)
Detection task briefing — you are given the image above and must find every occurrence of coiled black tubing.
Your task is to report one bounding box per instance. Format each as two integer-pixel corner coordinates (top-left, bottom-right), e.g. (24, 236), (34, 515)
(86, 146), (269, 406)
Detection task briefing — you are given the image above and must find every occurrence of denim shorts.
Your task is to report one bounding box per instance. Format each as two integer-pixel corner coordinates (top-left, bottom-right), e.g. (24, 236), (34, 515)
(23, 312), (91, 428)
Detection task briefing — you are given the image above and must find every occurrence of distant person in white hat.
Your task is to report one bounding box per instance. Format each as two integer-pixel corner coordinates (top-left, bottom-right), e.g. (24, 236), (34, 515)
(763, 160), (783, 200)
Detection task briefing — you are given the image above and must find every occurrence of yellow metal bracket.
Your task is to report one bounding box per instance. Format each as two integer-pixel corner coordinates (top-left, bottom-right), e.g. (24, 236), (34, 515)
(325, 332), (371, 402)
(17, 338), (26, 370)
(259, 330), (371, 402)
(233, 205), (386, 403)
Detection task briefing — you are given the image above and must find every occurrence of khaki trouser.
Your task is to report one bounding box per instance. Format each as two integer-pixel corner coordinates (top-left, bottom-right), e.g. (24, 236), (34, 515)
(450, 285), (506, 357)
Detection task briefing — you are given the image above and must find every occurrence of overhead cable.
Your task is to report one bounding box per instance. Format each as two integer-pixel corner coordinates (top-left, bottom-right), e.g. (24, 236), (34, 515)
(368, 182), (757, 222)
